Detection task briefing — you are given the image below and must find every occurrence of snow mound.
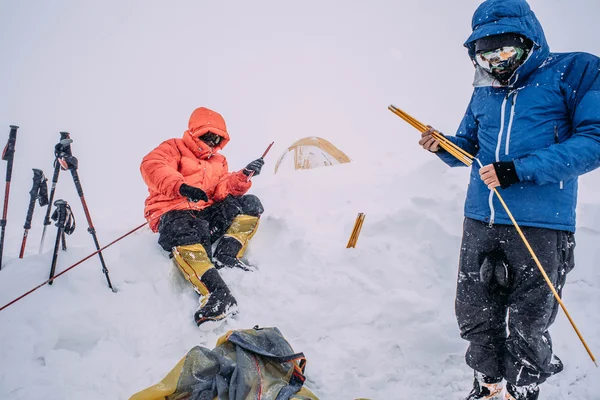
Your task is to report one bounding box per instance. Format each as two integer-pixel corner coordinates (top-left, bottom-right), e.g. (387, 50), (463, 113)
(1, 159), (599, 399)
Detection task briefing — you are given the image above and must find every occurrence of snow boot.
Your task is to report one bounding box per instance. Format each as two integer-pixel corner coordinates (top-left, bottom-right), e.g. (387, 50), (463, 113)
(171, 244), (237, 325)
(504, 383), (539, 400)
(213, 215), (259, 271)
(193, 268), (237, 326)
(465, 371), (504, 400)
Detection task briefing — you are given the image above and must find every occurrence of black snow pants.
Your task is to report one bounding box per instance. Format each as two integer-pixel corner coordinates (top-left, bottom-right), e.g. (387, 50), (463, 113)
(157, 194), (264, 253)
(456, 218), (575, 386)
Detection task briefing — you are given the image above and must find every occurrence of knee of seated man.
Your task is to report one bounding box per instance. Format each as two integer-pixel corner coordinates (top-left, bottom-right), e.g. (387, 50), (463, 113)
(239, 194), (264, 216)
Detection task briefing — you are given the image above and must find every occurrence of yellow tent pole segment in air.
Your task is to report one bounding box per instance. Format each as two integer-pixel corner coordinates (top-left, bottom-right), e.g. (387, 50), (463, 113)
(388, 104), (597, 367)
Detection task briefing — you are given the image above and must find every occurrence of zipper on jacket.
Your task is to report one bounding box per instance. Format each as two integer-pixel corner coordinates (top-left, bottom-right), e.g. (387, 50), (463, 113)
(554, 125), (564, 189)
(489, 94), (510, 226)
(504, 92), (519, 156)
(487, 191), (495, 227)
(494, 96), (508, 162)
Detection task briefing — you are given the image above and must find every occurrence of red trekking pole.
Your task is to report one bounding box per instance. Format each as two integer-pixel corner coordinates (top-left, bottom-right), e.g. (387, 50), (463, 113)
(54, 132), (114, 291)
(19, 169), (49, 258)
(0, 125), (19, 270)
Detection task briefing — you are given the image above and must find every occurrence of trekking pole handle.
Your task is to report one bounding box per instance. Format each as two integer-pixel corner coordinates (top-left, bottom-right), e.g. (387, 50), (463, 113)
(23, 169), (45, 230)
(55, 131), (73, 158)
(53, 200), (68, 229)
(3, 126), (19, 180)
(59, 131), (71, 142)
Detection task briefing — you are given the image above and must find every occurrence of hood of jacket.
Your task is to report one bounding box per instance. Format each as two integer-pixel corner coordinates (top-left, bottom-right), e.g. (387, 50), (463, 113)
(182, 107), (231, 158)
(464, 0), (550, 86)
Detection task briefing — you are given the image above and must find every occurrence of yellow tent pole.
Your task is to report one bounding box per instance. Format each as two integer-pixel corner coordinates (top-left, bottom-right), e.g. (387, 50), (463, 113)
(493, 187), (597, 367)
(347, 213), (366, 248)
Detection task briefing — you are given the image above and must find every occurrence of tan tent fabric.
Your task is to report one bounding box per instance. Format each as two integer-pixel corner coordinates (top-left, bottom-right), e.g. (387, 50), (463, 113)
(274, 137), (351, 173)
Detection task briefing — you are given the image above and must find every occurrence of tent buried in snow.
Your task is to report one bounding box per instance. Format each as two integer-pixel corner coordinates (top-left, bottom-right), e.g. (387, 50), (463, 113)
(273, 137), (351, 173)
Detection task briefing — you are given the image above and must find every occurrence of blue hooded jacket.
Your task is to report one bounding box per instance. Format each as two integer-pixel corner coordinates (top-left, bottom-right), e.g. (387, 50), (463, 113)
(438, 0), (600, 232)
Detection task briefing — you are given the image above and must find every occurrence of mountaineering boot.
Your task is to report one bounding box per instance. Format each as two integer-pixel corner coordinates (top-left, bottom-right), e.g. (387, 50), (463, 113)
(193, 268), (237, 326)
(213, 214), (259, 271)
(464, 371), (504, 400)
(504, 382), (539, 400)
(171, 244), (237, 325)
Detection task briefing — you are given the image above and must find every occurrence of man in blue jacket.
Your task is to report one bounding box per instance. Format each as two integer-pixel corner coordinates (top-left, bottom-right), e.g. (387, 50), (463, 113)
(419, 1), (600, 399)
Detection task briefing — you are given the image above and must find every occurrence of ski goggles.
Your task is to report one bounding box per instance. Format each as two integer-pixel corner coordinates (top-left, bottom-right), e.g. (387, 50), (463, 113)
(475, 46), (525, 72)
(199, 132), (222, 146)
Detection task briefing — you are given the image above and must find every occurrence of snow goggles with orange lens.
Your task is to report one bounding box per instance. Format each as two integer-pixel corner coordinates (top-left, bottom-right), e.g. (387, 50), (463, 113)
(475, 46), (525, 73)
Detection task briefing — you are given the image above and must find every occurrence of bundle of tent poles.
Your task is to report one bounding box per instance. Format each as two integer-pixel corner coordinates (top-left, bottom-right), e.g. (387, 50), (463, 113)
(346, 213), (365, 248)
(388, 104), (598, 367)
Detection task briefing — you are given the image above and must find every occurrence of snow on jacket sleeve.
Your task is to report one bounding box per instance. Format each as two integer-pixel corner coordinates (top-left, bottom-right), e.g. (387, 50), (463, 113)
(514, 54), (600, 184)
(140, 140), (186, 197)
(212, 158), (252, 202)
(437, 95), (480, 167)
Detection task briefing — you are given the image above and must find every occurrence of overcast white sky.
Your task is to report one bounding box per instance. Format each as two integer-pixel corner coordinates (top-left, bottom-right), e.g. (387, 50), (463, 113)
(1, 0), (599, 232)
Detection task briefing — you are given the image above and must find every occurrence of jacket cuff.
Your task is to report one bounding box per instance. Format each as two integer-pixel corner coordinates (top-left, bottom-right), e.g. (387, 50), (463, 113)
(230, 171), (252, 194)
(493, 161), (520, 189)
(173, 180), (185, 197)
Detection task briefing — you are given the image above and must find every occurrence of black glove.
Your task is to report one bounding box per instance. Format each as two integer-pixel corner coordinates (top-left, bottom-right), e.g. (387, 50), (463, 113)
(179, 184), (208, 203)
(493, 161), (520, 189)
(243, 158), (265, 176)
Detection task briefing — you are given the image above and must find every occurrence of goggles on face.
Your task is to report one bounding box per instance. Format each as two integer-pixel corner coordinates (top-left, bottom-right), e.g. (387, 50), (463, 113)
(475, 46), (525, 73)
(199, 132), (222, 146)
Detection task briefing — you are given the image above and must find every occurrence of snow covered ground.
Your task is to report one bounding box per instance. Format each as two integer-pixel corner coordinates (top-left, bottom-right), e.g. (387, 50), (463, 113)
(0, 157), (599, 399)
(1, 1), (600, 399)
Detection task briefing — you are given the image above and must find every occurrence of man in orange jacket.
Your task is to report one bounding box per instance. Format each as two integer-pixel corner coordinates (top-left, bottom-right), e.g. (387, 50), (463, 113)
(140, 107), (264, 326)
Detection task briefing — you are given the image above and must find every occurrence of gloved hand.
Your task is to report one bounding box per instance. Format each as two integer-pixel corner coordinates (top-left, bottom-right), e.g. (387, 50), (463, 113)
(242, 158), (265, 176)
(179, 184), (208, 203)
(479, 161), (520, 190)
(418, 125), (442, 153)
(493, 161), (520, 189)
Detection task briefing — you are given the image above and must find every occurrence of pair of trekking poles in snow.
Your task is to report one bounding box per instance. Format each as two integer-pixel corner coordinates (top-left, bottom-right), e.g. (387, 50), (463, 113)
(16, 167), (75, 280)
(15, 167), (75, 284)
(37, 132), (113, 289)
(388, 104), (598, 367)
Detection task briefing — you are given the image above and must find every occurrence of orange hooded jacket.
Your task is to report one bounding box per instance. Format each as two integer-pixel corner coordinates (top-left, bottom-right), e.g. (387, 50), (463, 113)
(141, 107), (251, 232)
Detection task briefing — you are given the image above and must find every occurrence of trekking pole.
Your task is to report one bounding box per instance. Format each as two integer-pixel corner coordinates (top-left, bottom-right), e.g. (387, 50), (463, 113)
(39, 132), (71, 254)
(55, 132), (114, 291)
(19, 169), (49, 258)
(0, 125), (19, 270)
(246, 141), (274, 182)
(389, 104), (598, 366)
(48, 200), (75, 285)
